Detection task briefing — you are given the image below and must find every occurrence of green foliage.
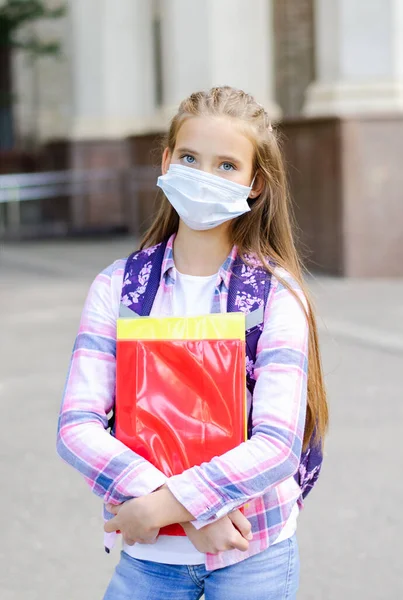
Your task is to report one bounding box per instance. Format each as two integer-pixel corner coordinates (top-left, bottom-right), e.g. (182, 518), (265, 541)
(13, 36), (62, 58)
(0, 0), (65, 29)
(0, 0), (66, 54)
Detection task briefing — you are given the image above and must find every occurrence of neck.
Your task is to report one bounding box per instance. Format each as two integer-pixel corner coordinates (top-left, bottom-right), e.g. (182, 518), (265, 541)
(173, 222), (232, 276)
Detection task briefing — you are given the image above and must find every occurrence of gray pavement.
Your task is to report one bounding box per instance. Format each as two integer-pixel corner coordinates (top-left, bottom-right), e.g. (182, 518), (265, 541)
(1, 236), (402, 600)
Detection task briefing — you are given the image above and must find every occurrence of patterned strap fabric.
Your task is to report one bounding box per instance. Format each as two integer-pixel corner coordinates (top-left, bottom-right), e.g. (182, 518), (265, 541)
(108, 242), (168, 433)
(123, 241), (167, 317)
(226, 254), (271, 392)
(226, 255), (323, 499)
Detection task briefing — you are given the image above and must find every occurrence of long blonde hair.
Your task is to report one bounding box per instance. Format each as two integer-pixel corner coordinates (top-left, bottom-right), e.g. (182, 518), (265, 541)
(141, 86), (328, 450)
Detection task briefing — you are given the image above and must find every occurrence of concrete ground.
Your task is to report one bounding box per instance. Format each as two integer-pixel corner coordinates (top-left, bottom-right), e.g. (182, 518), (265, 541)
(1, 236), (402, 600)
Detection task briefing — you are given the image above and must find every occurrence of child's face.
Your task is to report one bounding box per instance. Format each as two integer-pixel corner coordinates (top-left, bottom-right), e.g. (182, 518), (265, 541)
(163, 116), (256, 187)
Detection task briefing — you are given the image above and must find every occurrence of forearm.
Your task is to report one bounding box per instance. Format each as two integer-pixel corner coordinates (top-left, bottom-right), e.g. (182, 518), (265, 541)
(103, 492), (252, 555)
(57, 267), (168, 503)
(57, 414), (167, 504)
(148, 486), (195, 527)
(166, 424), (303, 524)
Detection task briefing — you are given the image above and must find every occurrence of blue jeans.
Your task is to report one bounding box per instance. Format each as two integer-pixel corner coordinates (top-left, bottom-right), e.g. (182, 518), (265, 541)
(103, 535), (299, 600)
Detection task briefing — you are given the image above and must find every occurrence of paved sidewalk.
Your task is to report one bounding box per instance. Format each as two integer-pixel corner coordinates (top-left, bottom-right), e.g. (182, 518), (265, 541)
(1, 236), (402, 600)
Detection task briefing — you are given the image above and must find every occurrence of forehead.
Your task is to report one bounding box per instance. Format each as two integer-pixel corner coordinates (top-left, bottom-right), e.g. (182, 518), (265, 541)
(175, 116), (255, 161)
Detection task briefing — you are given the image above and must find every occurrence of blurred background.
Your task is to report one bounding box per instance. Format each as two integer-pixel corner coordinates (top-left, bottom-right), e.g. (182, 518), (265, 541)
(0, 1), (402, 599)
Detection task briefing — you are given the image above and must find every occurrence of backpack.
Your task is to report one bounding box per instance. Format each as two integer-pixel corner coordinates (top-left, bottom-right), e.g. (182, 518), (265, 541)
(116, 240), (323, 499)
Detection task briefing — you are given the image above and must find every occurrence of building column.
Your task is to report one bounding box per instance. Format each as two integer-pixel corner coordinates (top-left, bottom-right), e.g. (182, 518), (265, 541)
(159, 0), (281, 120)
(67, 0), (157, 230)
(70, 0), (157, 139)
(273, 0), (316, 118)
(304, 0), (403, 116)
(279, 0), (403, 276)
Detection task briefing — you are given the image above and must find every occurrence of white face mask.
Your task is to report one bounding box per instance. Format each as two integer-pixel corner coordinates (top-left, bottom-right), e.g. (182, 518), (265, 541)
(157, 164), (253, 231)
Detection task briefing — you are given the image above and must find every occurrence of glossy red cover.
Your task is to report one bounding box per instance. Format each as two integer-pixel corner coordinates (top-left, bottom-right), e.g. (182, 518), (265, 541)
(115, 339), (246, 536)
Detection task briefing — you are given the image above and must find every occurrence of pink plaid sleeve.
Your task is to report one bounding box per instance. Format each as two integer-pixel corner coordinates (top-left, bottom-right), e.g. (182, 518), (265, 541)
(167, 270), (308, 522)
(56, 260), (167, 505)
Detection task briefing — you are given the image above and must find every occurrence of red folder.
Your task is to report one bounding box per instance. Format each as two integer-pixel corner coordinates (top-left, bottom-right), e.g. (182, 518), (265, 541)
(115, 313), (246, 535)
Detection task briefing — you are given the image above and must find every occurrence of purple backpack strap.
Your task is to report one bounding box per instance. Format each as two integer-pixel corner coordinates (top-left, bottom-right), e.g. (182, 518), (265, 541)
(108, 242), (167, 433)
(121, 241), (168, 316)
(227, 255), (323, 499)
(226, 254), (271, 434)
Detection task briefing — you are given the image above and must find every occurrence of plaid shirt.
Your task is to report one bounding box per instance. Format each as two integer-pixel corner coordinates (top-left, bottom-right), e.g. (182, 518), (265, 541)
(57, 235), (308, 571)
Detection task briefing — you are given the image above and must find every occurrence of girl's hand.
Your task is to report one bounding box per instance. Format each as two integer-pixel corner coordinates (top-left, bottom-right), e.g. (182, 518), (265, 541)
(104, 486), (194, 544)
(182, 509), (253, 554)
(104, 498), (160, 544)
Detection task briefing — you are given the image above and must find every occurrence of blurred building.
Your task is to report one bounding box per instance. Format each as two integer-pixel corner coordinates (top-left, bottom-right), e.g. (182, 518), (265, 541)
(5, 0), (403, 275)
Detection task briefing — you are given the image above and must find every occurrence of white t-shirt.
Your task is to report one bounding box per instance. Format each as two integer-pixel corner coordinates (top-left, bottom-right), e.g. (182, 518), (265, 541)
(123, 269), (298, 565)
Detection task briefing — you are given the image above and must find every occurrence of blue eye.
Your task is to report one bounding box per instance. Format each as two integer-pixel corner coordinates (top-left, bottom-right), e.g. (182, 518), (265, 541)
(220, 162), (235, 172)
(182, 154), (195, 164)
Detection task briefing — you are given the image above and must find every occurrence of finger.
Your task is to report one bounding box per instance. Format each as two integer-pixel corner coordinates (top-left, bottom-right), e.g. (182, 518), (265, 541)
(137, 529), (159, 545)
(123, 535), (136, 546)
(105, 503), (120, 515)
(229, 510), (253, 540)
(104, 517), (119, 534)
(230, 530), (249, 552)
(137, 537), (158, 545)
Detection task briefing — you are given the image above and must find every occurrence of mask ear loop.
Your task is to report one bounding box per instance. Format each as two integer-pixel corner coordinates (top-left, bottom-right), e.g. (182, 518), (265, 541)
(247, 173), (260, 207)
(249, 173), (258, 199)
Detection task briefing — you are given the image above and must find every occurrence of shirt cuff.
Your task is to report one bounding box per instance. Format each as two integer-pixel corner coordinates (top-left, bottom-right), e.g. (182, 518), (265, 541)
(190, 500), (241, 530)
(167, 469), (240, 524)
(105, 465), (168, 505)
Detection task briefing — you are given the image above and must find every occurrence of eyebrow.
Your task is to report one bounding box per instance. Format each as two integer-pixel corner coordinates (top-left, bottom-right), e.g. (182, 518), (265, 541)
(175, 147), (242, 164)
(216, 154), (242, 165)
(175, 147), (200, 156)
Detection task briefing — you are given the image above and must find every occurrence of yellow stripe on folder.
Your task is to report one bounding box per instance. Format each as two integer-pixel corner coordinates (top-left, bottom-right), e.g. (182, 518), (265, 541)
(117, 313), (245, 341)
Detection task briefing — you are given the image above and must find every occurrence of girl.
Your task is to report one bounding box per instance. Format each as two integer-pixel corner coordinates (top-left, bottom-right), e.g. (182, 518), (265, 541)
(57, 86), (328, 600)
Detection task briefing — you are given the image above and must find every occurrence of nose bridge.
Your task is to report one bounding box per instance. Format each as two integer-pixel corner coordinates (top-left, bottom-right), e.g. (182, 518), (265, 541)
(198, 154), (214, 175)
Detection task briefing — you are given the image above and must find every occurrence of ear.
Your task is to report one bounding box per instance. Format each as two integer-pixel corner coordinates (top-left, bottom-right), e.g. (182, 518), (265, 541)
(161, 148), (172, 175)
(249, 171), (265, 199)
